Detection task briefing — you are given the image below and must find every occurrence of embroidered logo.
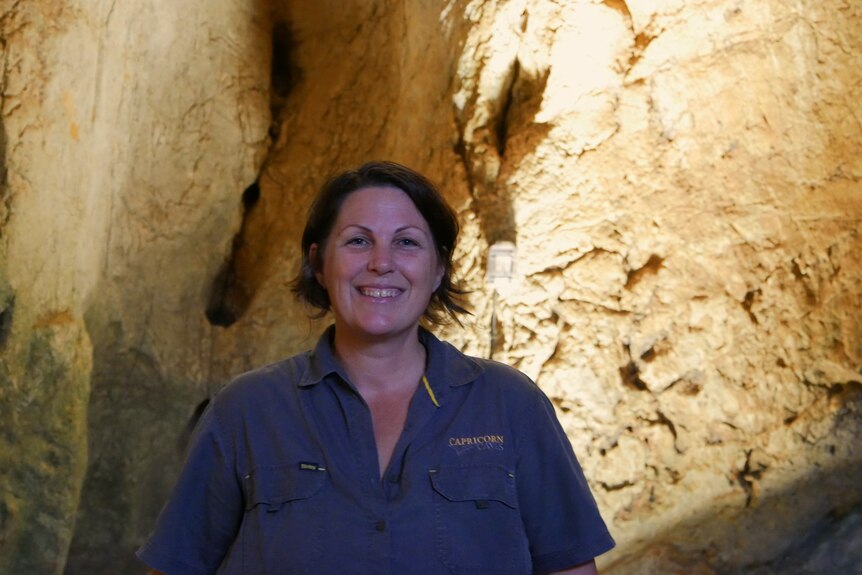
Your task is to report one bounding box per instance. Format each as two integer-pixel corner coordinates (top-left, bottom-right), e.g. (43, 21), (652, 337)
(448, 434), (505, 454)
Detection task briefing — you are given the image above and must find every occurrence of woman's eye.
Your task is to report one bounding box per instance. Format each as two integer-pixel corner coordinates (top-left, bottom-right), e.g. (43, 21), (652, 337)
(347, 237), (369, 246)
(397, 237), (420, 247)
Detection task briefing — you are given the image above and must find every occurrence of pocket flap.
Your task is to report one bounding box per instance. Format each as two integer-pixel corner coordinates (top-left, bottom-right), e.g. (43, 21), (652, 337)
(244, 463), (326, 510)
(429, 465), (517, 509)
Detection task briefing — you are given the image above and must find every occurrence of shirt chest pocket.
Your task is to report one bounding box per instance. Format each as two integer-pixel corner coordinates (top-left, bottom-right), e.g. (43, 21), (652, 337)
(240, 464), (327, 575)
(429, 465), (531, 575)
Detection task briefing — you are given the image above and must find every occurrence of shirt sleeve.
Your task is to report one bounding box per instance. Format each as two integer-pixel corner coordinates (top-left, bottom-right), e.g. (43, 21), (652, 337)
(136, 400), (243, 575)
(514, 383), (615, 574)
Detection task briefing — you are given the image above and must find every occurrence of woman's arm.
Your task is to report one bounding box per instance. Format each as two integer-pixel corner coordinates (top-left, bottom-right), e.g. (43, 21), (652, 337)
(550, 559), (599, 575)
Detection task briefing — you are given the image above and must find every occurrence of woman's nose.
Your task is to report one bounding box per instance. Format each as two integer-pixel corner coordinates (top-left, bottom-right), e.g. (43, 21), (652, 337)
(368, 244), (394, 273)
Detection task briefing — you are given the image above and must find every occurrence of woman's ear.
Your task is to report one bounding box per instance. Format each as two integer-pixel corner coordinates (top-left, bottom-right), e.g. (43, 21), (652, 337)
(433, 262), (444, 293)
(310, 244), (324, 286)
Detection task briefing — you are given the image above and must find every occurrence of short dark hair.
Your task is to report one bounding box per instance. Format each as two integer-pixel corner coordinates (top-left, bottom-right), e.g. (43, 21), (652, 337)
(291, 161), (470, 325)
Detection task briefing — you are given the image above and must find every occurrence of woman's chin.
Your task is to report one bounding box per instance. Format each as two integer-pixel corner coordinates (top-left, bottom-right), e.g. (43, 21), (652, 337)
(341, 318), (417, 341)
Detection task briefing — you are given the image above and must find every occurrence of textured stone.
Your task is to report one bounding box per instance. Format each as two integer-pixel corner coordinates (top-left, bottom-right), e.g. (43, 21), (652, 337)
(746, 504), (862, 575)
(1, 0), (268, 572)
(1, 0), (860, 574)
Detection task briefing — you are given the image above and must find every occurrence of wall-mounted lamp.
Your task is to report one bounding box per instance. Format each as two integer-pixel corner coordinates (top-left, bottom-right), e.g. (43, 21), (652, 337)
(486, 241), (517, 359)
(486, 241), (517, 288)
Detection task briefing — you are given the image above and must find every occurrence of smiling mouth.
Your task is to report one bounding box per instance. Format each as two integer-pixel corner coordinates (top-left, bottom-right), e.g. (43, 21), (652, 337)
(360, 287), (401, 298)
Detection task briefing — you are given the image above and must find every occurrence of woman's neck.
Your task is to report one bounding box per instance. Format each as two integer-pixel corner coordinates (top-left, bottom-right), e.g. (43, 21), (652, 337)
(332, 327), (427, 395)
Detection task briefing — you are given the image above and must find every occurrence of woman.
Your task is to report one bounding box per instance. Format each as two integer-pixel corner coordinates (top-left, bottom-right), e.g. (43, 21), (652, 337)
(138, 161), (615, 574)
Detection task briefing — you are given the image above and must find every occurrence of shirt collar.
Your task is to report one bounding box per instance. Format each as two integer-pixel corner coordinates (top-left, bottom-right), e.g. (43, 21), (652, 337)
(299, 325), (346, 388)
(298, 325), (484, 405)
(419, 326), (483, 394)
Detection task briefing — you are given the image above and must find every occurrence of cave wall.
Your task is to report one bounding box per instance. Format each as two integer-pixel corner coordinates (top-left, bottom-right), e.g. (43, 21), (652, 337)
(1, 0), (270, 572)
(1, 0), (860, 574)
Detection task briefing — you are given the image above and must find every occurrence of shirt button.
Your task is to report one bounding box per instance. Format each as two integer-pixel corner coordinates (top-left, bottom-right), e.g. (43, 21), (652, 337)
(375, 520), (387, 532)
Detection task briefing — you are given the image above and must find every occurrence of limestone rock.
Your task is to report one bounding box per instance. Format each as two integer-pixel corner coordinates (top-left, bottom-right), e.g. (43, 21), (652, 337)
(1, 0), (860, 573)
(1, 0), (269, 572)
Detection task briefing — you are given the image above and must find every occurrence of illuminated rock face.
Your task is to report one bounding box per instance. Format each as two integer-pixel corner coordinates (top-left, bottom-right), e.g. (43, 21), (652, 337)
(0, 2), (270, 572)
(1, 1), (860, 573)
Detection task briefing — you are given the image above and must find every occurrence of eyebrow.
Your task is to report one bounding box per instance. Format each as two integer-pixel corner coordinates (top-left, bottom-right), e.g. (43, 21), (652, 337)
(339, 224), (429, 236)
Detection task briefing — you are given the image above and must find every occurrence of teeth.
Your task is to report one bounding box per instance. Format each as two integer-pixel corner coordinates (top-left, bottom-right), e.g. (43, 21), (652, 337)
(361, 287), (399, 298)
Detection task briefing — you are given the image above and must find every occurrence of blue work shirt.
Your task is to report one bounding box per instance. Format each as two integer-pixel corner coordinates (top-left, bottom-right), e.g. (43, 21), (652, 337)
(137, 326), (614, 574)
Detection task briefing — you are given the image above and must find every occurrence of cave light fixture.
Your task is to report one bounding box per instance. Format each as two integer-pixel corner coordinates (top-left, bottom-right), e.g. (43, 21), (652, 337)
(486, 241), (518, 359)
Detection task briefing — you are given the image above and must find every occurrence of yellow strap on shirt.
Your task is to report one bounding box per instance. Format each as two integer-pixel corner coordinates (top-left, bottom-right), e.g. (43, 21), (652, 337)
(422, 374), (440, 408)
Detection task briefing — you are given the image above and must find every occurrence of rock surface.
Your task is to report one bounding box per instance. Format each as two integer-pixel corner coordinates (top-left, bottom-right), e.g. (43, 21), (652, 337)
(1, 1), (860, 574)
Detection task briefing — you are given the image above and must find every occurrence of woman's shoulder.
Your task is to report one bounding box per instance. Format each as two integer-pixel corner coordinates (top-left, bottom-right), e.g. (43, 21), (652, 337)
(426, 330), (532, 386)
(235, 352), (311, 384)
(209, 351), (314, 412)
(441, 342), (544, 399)
(471, 356), (536, 387)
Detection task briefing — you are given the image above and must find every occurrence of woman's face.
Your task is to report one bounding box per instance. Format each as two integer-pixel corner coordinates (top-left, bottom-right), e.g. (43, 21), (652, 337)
(312, 186), (444, 345)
